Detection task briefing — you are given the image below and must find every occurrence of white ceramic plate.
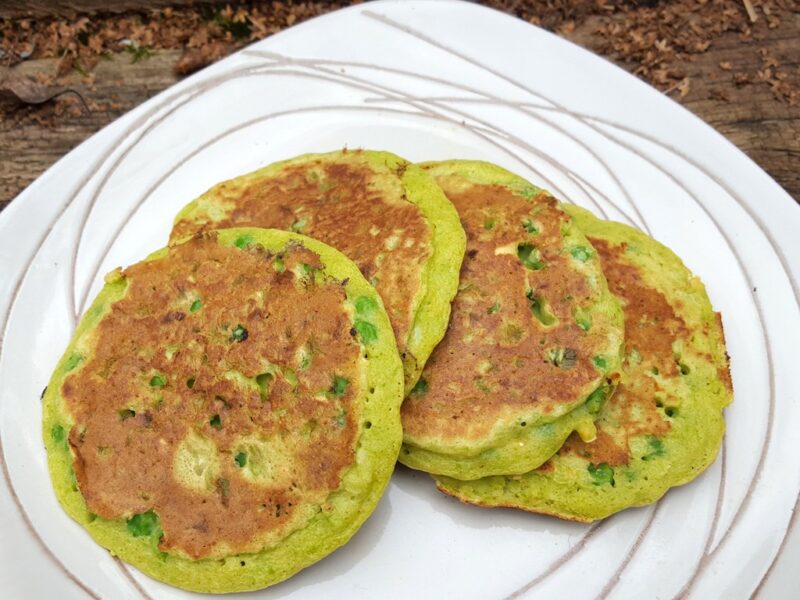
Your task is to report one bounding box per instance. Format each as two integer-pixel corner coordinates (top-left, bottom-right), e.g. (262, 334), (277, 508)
(1, 1), (798, 598)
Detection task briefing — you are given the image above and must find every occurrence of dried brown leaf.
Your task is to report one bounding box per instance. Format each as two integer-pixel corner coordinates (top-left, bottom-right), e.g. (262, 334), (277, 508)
(0, 72), (86, 111)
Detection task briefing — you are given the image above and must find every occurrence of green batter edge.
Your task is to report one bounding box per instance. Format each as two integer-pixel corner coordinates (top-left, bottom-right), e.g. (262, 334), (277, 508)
(400, 161), (625, 480)
(42, 228), (404, 593)
(436, 206), (732, 521)
(171, 150), (466, 394)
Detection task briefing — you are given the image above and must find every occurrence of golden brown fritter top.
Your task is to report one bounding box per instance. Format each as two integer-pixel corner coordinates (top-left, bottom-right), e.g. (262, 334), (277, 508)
(62, 236), (362, 559)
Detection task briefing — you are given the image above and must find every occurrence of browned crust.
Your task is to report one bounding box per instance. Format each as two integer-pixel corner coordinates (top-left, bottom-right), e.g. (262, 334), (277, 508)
(402, 183), (611, 444)
(714, 312), (734, 394)
(61, 236), (362, 558)
(171, 153), (432, 360)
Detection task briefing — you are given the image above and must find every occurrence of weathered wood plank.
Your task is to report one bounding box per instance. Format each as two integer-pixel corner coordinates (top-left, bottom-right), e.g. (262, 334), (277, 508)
(1, 5), (797, 211)
(0, 0), (219, 18)
(564, 9), (800, 202)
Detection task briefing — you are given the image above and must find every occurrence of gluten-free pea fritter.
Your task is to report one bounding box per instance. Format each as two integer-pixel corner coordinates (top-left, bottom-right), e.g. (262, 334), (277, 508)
(43, 228), (404, 593)
(170, 150), (465, 392)
(399, 161), (625, 480)
(436, 206), (732, 521)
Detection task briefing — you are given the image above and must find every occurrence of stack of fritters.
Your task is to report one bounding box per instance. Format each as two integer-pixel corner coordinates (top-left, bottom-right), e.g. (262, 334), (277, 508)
(43, 150), (731, 593)
(402, 160), (731, 522)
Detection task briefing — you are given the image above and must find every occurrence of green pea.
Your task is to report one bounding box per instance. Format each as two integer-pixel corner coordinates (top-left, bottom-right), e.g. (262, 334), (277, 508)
(355, 296), (378, 315)
(273, 257), (285, 273)
(127, 510), (159, 537)
(516, 185), (537, 199)
(642, 436), (665, 461)
(149, 374), (166, 388)
(64, 354), (83, 372)
(354, 319), (377, 344)
(585, 386), (608, 414)
(487, 303), (500, 315)
(570, 246), (593, 262)
(290, 217), (308, 233)
(256, 372), (273, 400)
(51, 424), (65, 443)
(234, 452), (247, 468)
(526, 289), (556, 326)
(190, 299), (202, 313)
(517, 243), (546, 270)
(475, 379), (491, 393)
(592, 356), (607, 370)
(411, 377), (428, 395)
(484, 219), (495, 231)
(186, 377), (196, 389)
(234, 235), (254, 249)
(118, 408), (136, 421)
(209, 414), (222, 429)
(587, 463), (614, 486)
(331, 376), (349, 398)
(522, 219), (539, 234)
(230, 325), (248, 343)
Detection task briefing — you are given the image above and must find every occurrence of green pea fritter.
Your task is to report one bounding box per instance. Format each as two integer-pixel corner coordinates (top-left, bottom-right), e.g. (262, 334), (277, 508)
(436, 205), (733, 521)
(170, 149), (465, 392)
(42, 228), (404, 593)
(399, 161), (625, 480)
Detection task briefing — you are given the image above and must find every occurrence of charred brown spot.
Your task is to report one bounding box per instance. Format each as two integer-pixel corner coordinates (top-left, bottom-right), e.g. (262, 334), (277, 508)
(171, 152), (433, 356)
(402, 181), (609, 443)
(60, 237), (361, 559)
(162, 311), (185, 323)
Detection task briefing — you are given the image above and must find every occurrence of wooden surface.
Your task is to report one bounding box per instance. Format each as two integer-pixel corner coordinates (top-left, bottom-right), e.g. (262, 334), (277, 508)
(1, 3), (798, 211)
(0, 0), (219, 18)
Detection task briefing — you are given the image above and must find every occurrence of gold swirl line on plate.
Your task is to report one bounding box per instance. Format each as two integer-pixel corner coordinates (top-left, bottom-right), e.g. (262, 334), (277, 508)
(358, 5), (787, 597)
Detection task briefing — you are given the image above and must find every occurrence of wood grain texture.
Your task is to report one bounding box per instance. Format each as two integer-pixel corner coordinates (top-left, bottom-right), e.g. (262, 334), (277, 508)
(0, 5), (797, 212)
(0, 0), (219, 18)
(566, 9), (800, 204)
